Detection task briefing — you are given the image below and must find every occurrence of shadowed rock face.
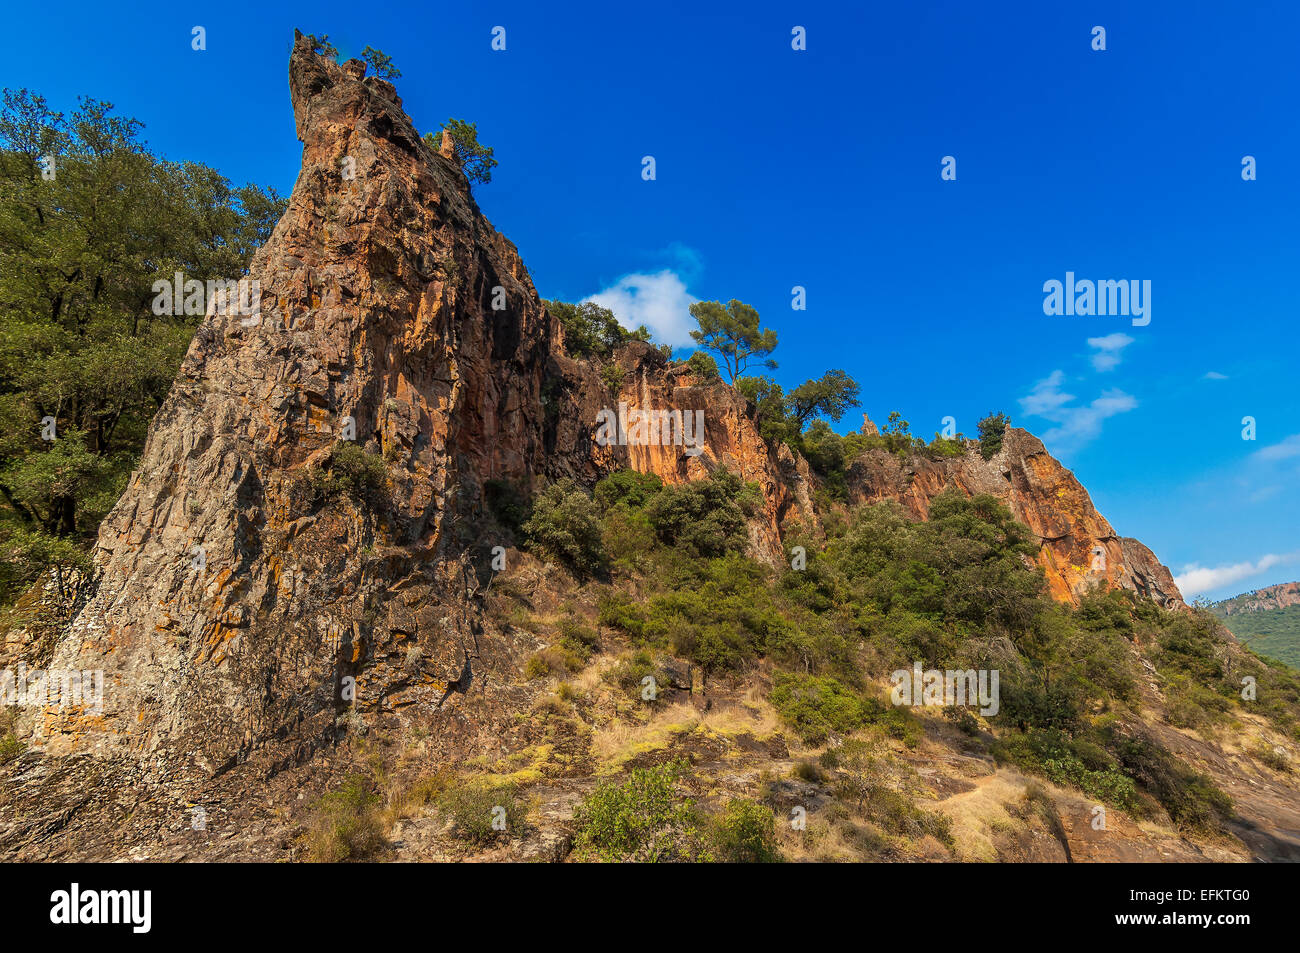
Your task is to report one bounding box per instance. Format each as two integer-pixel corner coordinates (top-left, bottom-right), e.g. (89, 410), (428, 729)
(844, 427), (1183, 608)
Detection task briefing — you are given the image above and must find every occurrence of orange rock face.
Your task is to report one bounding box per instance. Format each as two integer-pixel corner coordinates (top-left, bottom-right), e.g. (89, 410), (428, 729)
(843, 428), (1183, 607)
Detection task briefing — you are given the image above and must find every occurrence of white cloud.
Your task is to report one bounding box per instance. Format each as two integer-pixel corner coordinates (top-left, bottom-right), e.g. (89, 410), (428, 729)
(1086, 333), (1134, 372)
(1254, 433), (1300, 463)
(1019, 371), (1137, 450)
(1203, 370), (1229, 380)
(585, 270), (698, 347)
(1174, 553), (1298, 599)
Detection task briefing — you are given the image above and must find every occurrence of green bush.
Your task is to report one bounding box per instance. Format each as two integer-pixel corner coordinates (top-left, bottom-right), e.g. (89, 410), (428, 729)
(593, 469), (663, 512)
(685, 351), (721, 383)
(712, 798), (782, 862)
(977, 412), (1010, 460)
(303, 442), (388, 509)
(991, 728), (1139, 812)
(546, 300), (650, 358)
(572, 761), (712, 862)
(600, 503), (658, 571)
(770, 673), (870, 744)
(0, 732), (24, 765)
(644, 468), (759, 558)
(484, 478), (530, 533)
(439, 780), (525, 844)
(521, 479), (606, 577)
(524, 646), (583, 680)
(557, 616), (601, 660)
(600, 364), (625, 398)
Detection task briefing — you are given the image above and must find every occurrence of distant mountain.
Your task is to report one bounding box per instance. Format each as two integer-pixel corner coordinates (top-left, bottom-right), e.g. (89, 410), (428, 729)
(1211, 582), (1300, 669)
(1212, 581), (1300, 616)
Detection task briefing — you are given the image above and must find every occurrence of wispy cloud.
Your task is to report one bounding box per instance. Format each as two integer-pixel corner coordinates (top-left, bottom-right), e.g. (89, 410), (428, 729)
(1203, 370), (1229, 380)
(1253, 433), (1300, 463)
(586, 270), (698, 347)
(1019, 370), (1137, 450)
(1086, 333), (1134, 372)
(1174, 552), (1299, 598)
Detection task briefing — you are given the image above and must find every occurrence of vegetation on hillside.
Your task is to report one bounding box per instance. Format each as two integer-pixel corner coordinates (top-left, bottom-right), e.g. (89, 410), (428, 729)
(502, 468), (1300, 840)
(1212, 602), (1300, 671)
(0, 88), (285, 612)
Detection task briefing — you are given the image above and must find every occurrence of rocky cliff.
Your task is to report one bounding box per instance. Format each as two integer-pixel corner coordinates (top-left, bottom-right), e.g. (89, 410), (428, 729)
(5, 34), (1293, 867)
(844, 426), (1183, 608)
(26, 35), (1173, 781)
(1215, 581), (1300, 616)
(24, 34), (805, 774)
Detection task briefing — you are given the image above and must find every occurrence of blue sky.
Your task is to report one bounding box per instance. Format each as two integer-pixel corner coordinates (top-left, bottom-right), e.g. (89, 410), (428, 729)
(3, 0), (1297, 600)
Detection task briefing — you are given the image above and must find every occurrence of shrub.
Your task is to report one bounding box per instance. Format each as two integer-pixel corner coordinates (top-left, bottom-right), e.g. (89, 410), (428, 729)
(643, 468), (759, 558)
(546, 300), (650, 358)
(684, 351), (721, 383)
(792, 760), (827, 783)
(1109, 732), (1232, 831)
(484, 478), (530, 533)
(712, 798), (782, 862)
(572, 761), (712, 862)
(557, 616), (601, 659)
(991, 728), (1139, 812)
(600, 504), (658, 571)
(521, 479), (606, 577)
(600, 364), (625, 398)
(524, 646), (583, 680)
(439, 780), (525, 844)
(606, 649), (661, 698)
(0, 732), (24, 765)
(593, 469), (663, 512)
(302, 775), (387, 862)
(770, 673), (870, 744)
(977, 412), (1010, 460)
(303, 442), (388, 509)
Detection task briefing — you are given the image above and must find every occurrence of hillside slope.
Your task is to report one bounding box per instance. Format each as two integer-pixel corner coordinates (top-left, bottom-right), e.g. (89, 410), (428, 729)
(1213, 584), (1300, 669)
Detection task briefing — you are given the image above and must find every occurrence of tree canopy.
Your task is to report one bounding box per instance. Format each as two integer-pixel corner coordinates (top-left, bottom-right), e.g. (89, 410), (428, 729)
(688, 299), (777, 383)
(0, 88), (285, 602)
(424, 118), (498, 185)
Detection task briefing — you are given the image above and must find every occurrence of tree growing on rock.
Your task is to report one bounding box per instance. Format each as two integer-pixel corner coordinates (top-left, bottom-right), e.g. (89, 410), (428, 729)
(424, 119), (498, 185)
(361, 46), (401, 80)
(688, 299), (777, 384)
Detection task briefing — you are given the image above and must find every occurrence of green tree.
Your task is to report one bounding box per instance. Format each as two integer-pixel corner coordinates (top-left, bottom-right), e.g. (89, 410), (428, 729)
(786, 369), (861, 428)
(643, 468), (759, 558)
(361, 46), (401, 80)
(424, 118), (498, 185)
(735, 375), (796, 446)
(522, 479), (607, 577)
(0, 89), (285, 581)
(306, 33), (339, 60)
(684, 351), (721, 383)
(545, 299), (649, 358)
(688, 299), (777, 383)
(977, 411), (1011, 460)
